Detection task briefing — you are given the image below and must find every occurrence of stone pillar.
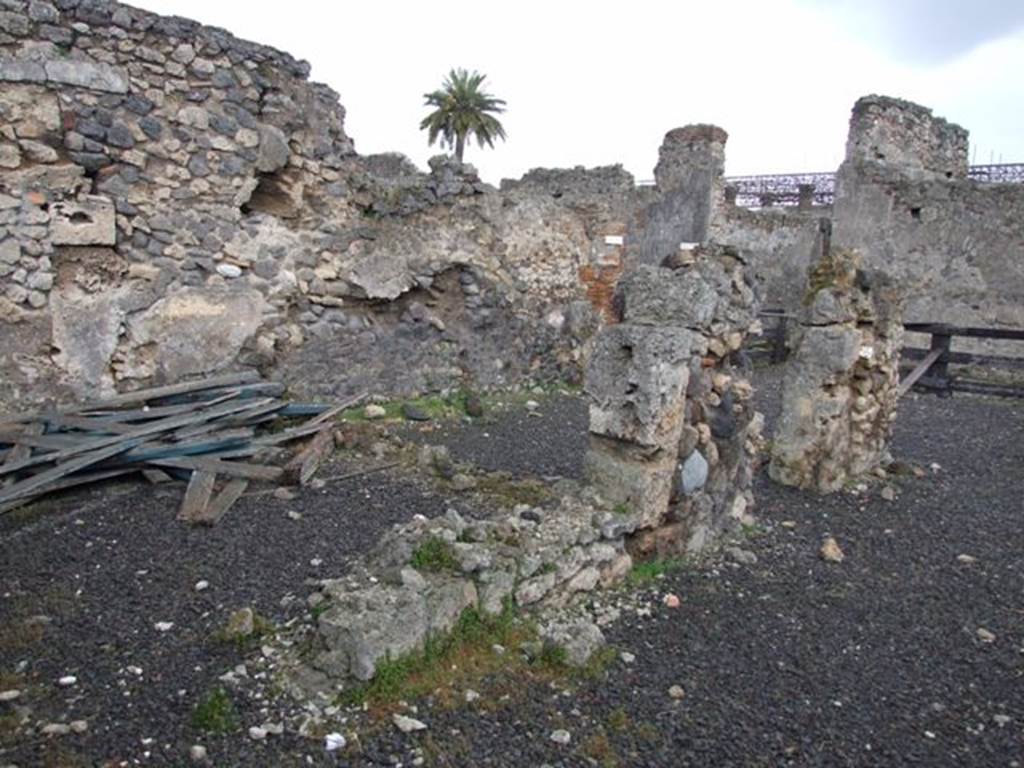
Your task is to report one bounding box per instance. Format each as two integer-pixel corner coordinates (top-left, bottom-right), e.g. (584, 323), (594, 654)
(634, 124), (728, 266)
(769, 246), (904, 492)
(584, 243), (761, 555)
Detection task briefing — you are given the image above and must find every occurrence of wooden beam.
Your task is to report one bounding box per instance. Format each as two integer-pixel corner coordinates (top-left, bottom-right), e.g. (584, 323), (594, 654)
(0, 398), (274, 477)
(1, 423), (43, 488)
(178, 470), (217, 521)
(142, 469), (174, 484)
(0, 467), (138, 514)
(0, 438), (141, 508)
(190, 479), (248, 525)
(283, 427), (334, 486)
(902, 347), (1024, 371)
(898, 347), (944, 397)
(904, 323), (1024, 341)
(0, 372), (261, 425)
(151, 456), (283, 481)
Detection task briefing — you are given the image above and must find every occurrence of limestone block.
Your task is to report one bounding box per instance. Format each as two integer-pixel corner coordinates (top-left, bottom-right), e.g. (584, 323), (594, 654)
(50, 197), (116, 246)
(585, 323), (701, 450)
(315, 583), (428, 681)
(584, 440), (677, 529)
(0, 60), (46, 84)
(43, 59), (129, 93)
(50, 284), (126, 397)
(424, 578), (477, 635)
(617, 264), (719, 330)
(125, 288), (267, 381)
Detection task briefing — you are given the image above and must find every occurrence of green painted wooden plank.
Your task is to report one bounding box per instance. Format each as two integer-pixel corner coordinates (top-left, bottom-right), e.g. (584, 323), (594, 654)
(0, 398), (275, 477)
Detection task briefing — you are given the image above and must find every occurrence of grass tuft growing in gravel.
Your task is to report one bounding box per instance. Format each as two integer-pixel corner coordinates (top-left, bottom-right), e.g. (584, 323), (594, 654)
(410, 536), (459, 572)
(190, 687), (239, 734)
(627, 557), (689, 585)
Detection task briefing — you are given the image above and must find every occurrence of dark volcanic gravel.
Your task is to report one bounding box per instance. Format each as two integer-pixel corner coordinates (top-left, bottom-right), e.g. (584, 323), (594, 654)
(2, 367), (1022, 767)
(0, 460), (474, 767)
(421, 393), (589, 481)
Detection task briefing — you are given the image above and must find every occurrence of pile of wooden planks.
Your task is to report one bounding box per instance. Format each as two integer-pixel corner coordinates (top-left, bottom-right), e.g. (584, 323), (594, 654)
(0, 372), (361, 524)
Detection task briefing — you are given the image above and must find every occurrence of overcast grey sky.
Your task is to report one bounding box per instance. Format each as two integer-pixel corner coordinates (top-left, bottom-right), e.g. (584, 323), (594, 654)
(132, 0), (1024, 183)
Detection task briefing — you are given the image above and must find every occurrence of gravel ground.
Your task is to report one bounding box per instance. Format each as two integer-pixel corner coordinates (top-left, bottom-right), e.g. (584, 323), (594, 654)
(0, 456), (476, 767)
(420, 393), (589, 481)
(2, 367), (1022, 767)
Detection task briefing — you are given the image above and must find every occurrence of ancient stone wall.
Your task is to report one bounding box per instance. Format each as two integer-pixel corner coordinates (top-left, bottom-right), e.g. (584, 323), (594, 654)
(629, 125), (727, 268)
(710, 204), (828, 312)
(0, 0), (642, 410)
(832, 96), (1024, 336)
(583, 243), (761, 554)
(715, 96), (1022, 343)
(769, 244), (903, 492)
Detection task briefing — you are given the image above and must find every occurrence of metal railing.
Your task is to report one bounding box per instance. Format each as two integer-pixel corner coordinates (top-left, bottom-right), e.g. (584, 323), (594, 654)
(638, 163), (1024, 208)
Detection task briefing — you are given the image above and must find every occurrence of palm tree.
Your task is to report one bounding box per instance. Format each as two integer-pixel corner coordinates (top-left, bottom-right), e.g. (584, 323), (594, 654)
(420, 68), (507, 163)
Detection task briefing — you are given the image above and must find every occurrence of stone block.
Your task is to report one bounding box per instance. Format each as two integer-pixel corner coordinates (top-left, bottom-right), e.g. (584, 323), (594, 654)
(585, 323), (699, 450)
(256, 124), (290, 173)
(315, 583), (428, 681)
(617, 264), (719, 330)
(584, 439), (677, 529)
(43, 59), (128, 93)
(50, 196), (116, 245)
(0, 59), (46, 83)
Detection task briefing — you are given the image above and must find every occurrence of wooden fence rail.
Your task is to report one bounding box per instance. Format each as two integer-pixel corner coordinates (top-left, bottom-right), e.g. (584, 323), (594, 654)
(757, 312), (1024, 399)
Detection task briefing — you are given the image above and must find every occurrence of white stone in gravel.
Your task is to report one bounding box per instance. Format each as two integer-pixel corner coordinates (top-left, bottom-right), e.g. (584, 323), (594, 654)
(324, 732), (346, 751)
(189, 744), (208, 762)
(154, 621), (174, 632)
(977, 628), (996, 643)
(620, 652), (636, 664)
(819, 537), (845, 563)
(726, 546), (758, 565)
(286, 511), (302, 521)
(464, 690), (480, 703)
(880, 485), (896, 501)
(216, 263), (242, 278)
(364, 404), (387, 420)
(310, 558), (322, 567)
(549, 729), (571, 745)
(42, 723), (72, 735)
(263, 721), (284, 736)
(956, 554), (977, 564)
(393, 713), (427, 733)
(993, 714), (1011, 727)
(0, 689), (20, 702)
(58, 675), (77, 687)
(127, 665), (143, 676)
(70, 720), (88, 733)
(194, 580), (210, 592)
(492, 644), (506, 655)
(273, 487), (297, 500)
(248, 725), (267, 740)
(668, 685), (686, 700)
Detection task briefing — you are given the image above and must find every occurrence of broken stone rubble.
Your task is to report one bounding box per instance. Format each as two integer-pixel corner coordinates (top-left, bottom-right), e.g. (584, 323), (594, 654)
(306, 496), (629, 682)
